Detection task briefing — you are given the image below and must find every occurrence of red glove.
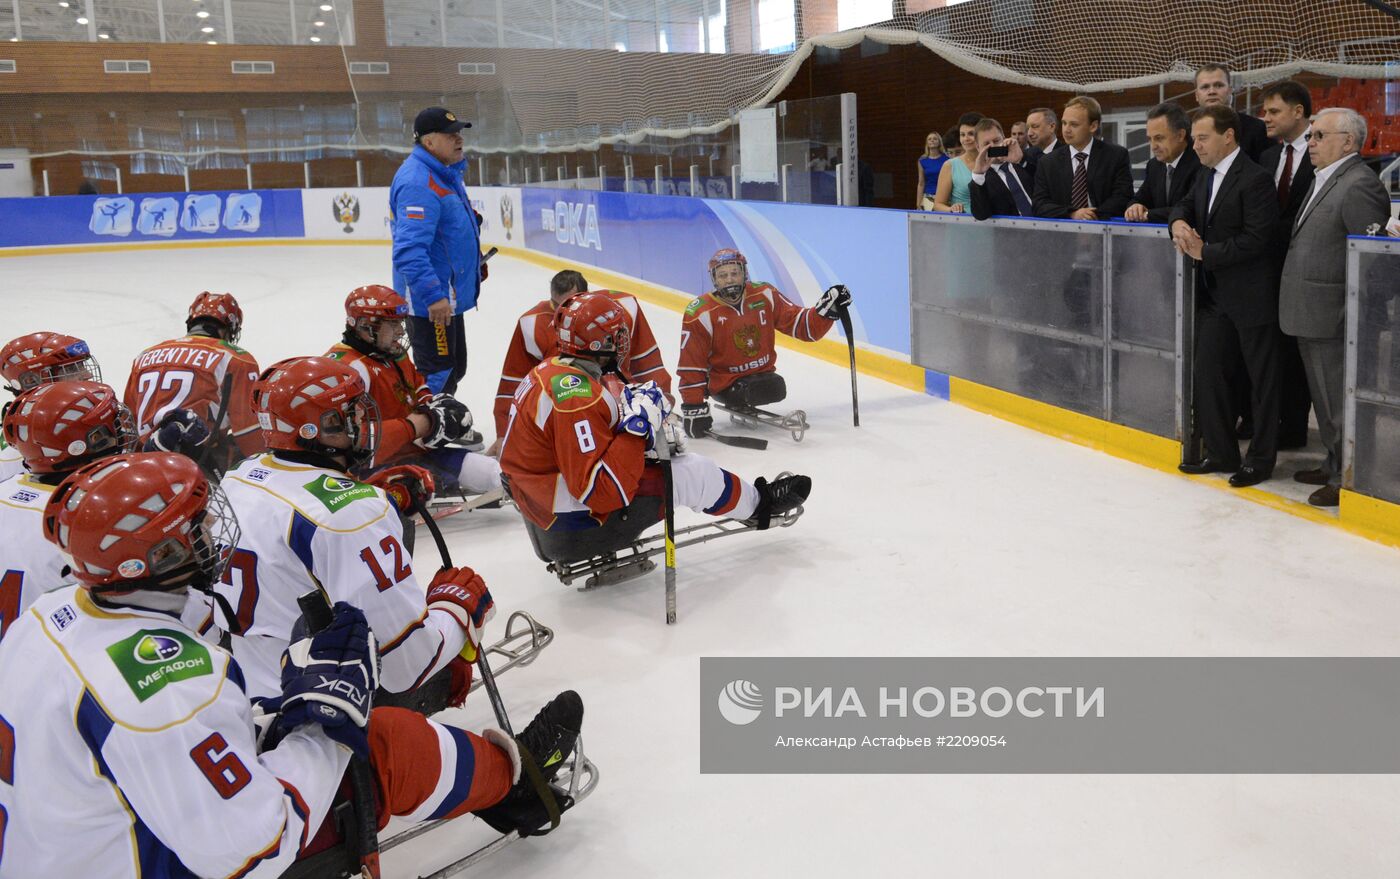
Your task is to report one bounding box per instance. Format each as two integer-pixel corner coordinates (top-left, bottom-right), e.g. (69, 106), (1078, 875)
(366, 465), (435, 514)
(446, 655), (474, 708)
(426, 566), (494, 657)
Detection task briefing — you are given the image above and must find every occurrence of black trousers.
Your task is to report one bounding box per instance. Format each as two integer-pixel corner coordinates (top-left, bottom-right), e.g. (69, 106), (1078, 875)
(408, 313), (467, 395)
(1194, 305), (1280, 471)
(714, 372), (787, 408)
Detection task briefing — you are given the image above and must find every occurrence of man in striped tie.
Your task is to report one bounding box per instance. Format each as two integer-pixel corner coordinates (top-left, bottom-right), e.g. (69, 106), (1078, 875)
(1030, 96), (1134, 221)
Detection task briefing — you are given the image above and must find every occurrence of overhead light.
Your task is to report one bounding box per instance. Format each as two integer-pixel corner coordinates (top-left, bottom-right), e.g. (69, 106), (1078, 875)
(314, 20), (324, 27)
(309, 36), (322, 42)
(98, 32), (110, 39)
(76, 16), (88, 24)
(201, 26), (213, 32)
(58, 1), (69, 7)
(196, 10), (208, 17)
(319, 3), (333, 10)
(207, 40), (217, 44)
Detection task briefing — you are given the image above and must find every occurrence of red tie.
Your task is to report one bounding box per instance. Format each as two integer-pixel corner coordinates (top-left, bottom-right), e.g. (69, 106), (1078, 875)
(1277, 144), (1294, 208)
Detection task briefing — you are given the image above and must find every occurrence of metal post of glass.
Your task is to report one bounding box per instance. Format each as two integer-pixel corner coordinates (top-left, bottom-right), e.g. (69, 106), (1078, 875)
(1343, 242), (1362, 487)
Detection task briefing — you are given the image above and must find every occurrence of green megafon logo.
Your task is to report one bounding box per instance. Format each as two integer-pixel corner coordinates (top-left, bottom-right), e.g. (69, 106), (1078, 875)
(134, 634), (184, 664)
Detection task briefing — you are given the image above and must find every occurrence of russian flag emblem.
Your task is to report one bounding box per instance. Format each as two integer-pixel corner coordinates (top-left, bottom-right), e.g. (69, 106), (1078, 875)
(404, 205), (426, 220)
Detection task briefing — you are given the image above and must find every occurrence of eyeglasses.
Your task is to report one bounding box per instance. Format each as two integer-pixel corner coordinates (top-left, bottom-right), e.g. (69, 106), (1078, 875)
(1307, 130), (1347, 142)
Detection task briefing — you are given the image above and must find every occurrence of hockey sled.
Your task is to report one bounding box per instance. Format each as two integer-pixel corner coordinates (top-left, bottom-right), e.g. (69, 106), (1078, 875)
(279, 734), (599, 879)
(716, 402), (810, 443)
(424, 485), (508, 522)
(520, 495), (805, 590)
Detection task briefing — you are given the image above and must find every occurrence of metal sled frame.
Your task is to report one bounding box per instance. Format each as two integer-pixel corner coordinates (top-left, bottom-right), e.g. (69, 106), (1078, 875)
(546, 504), (804, 590)
(467, 610), (552, 694)
(380, 734), (601, 879)
(716, 402), (810, 443)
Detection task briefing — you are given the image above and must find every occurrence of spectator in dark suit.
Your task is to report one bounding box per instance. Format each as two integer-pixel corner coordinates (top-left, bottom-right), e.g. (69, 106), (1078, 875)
(1032, 95), (1135, 220)
(1195, 64), (1271, 163)
(1021, 107), (1062, 175)
(1278, 108), (1392, 505)
(1259, 79), (1317, 450)
(1120, 102), (1198, 222)
(1125, 102), (1201, 224)
(1170, 105), (1282, 487)
(967, 118), (1035, 220)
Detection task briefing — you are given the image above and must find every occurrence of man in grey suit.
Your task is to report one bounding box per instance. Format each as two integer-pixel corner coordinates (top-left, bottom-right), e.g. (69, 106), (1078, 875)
(1278, 107), (1392, 506)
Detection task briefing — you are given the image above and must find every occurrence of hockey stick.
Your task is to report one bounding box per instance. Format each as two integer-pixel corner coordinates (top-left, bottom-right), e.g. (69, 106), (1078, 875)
(657, 435), (678, 625)
(196, 369), (236, 475)
(705, 430), (768, 450)
(296, 590), (383, 879)
(836, 303), (859, 428)
(410, 493), (514, 737)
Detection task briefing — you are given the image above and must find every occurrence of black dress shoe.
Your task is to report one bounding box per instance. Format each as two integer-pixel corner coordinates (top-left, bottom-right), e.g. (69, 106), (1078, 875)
(1308, 484), (1340, 507)
(1179, 458), (1239, 475)
(1228, 466), (1272, 488)
(1293, 467), (1328, 486)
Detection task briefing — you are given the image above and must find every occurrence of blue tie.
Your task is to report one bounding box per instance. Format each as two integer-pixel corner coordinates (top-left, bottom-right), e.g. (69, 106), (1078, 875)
(1001, 165), (1032, 216)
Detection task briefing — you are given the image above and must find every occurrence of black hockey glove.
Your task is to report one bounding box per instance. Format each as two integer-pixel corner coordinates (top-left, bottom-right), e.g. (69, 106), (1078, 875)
(421, 393), (471, 448)
(681, 402), (713, 438)
(143, 408), (211, 459)
(278, 602), (379, 757)
(815, 284), (852, 319)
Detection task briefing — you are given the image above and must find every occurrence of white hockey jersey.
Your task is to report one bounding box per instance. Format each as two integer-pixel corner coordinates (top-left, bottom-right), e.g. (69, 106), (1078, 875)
(0, 473), (69, 643)
(218, 453), (465, 699)
(0, 440), (21, 484)
(0, 586), (349, 878)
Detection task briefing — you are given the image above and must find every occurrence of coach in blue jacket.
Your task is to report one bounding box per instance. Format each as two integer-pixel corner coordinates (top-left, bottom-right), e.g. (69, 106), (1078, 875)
(390, 106), (486, 395)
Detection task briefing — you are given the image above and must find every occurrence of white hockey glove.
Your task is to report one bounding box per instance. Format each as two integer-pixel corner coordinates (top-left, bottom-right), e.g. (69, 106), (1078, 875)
(815, 284), (852, 320)
(421, 393), (472, 448)
(277, 602), (379, 757)
(617, 381), (670, 452)
(661, 412), (688, 456)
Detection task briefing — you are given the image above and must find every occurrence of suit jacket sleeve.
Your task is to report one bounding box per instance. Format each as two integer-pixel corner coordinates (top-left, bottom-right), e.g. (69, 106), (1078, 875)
(1032, 158), (1071, 219)
(1340, 168), (1393, 235)
(1099, 148), (1135, 218)
(969, 176), (996, 221)
(1201, 171), (1279, 270)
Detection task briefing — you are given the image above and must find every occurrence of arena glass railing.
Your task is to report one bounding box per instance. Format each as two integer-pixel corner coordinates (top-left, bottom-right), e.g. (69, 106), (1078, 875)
(908, 212), (1192, 449)
(1345, 235), (1400, 508)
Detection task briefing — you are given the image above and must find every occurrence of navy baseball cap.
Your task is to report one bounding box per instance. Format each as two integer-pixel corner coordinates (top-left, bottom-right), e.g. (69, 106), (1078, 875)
(413, 107), (471, 141)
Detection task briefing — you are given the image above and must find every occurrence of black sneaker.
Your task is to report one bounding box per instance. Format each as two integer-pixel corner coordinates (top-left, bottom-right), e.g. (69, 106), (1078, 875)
(748, 474), (811, 530)
(475, 690), (584, 836)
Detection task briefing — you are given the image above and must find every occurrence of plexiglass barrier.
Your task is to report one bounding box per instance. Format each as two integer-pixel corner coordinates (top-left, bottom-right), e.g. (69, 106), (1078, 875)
(1346, 238), (1400, 505)
(909, 214), (1187, 441)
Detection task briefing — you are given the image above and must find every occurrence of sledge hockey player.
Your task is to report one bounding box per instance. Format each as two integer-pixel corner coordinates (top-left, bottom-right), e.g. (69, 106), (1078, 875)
(0, 380), (135, 641)
(0, 450), (585, 877)
(677, 248), (852, 438)
(499, 291), (811, 558)
(217, 355), (496, 706)
(123, 291), (263, 475)
(489, 269), (673, 454)
(325, 284), (500, 498)
(0, 331), (103, 481)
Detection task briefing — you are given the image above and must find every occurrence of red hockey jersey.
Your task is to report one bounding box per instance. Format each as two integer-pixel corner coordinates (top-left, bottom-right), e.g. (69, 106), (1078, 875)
(123, 334), (262, 465)
(325, 342), (431, 466)
(493, 290), (671, 437)
(499, 356), (647, 529)
(677, 282), (834, 405)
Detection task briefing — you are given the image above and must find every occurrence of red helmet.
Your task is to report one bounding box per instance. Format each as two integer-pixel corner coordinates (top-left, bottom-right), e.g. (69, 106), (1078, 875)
(344, 285), (409, 357)
(251, 356), (379, 468)
(1, 381), (136, 474)
(43, 451), (240, 596)
(554, 291), (632, 364)
(708, 248), (749, 302)
(187, 292), (244, 344)
(1, 332), (102, 393)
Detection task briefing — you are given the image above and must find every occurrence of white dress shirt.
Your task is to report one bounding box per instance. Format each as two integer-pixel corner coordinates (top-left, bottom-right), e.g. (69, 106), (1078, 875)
(1206, 147), (1241, 214)
(1274, 127), (1310, 184)
(1297, 152), (1356, 223)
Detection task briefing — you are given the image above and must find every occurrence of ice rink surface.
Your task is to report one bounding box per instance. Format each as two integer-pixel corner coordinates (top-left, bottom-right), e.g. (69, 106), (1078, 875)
(6, 243), (1400, 877)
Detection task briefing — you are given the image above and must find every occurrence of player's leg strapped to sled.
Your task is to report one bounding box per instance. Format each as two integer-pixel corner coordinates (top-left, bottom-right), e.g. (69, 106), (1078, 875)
(711, 372), (812, 444)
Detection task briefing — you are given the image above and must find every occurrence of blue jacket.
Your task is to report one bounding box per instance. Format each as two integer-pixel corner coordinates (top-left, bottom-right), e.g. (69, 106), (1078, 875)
(389, 146), (481, 317)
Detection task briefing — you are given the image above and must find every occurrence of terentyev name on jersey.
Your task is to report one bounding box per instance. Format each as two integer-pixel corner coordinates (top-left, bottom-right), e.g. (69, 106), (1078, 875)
(135, 344), (230, 370)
